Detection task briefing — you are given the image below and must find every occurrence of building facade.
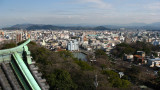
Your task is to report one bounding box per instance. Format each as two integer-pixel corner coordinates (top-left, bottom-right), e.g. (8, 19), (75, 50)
(67, 40), (79, 51)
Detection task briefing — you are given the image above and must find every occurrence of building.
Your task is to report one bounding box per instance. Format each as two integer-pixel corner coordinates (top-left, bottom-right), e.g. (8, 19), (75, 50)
(0, 39), (49, 90)
(41, 40), (46, 46)
(133, 51), (145, 64)
(67, 40), (79, 51)
(134, 55), (144, 64)
(148, 58), (160, 67)
(152, 40), (160, 46)
(136, 51), (145, 57)
(16, 33), (22, 43)
(123, 54), (133, 62)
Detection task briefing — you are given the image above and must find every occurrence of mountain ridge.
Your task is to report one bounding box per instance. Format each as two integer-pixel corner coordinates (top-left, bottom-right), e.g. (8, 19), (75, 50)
(1, 22), (160, 30)
(2, 24), (111, 30)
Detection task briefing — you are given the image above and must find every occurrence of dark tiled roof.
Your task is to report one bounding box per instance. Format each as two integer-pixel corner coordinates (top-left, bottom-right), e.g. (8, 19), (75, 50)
(0, 39), (49, 90)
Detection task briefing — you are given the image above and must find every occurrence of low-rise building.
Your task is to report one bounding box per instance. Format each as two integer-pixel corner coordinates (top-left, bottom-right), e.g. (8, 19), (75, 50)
(137, 51), (145, 57)
(134, 55), (144, 64)
(148, 58), (160, 67)
(123, 54), (133, 62)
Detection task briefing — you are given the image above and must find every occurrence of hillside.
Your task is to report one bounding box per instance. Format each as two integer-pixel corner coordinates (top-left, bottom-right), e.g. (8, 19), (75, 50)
(2, 24), (110, 30)
(2, 40), (159, 89)
(2, 22), (160, 30)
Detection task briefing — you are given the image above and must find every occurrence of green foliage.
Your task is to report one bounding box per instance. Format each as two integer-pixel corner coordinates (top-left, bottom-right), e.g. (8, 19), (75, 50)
(121, 75), (129, 80)
(47, 69), (77, 90)
(1, 43), (16, 49)
(100, 64), (107, 70)
(102, 70), (131, 88)
(74, 60), (93, 70)
(152, 52), (158, 57)
(125, 66), (141, 83)
(158, 71), (160, 77)
(102, 70), (119, 78)
(27, 41), (134, 89)
(123, 47), (135, 54)
(29, 41), (37, 45)
(121, 79), (131, 88)
(17, 40), (37, 46)
(71, 36), (79, 39)
(17, 40), (27, 45)
(58, 51), (73, 59)
(28, 44), (96, 89)
(133, 41), (151, 55)
(1, 39), (136, 89)
(95, 49), (106, 56)
(111, 43), (135, 57)
(117, 43), (130, 47)
(152, 45), (160, 52)
(30, 46), (50, 65)
(146, 74), (160, 89)
(95, 49), (106, 58)
(111, 41), (157, 58)
(71, 70), (95, 90)
(127, 66), (140, 75)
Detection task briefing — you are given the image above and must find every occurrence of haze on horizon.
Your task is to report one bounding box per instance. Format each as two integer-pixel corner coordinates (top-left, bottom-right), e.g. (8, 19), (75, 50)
(0, 0), (160, 27)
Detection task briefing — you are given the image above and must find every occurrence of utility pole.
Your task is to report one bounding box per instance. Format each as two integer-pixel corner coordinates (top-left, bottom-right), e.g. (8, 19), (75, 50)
(94, 74), (98, 90)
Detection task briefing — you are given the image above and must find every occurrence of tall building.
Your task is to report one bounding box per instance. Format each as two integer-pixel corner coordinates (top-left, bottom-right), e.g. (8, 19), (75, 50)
(67, 40), (79, 51)
(16, 33), (22, 43)
(0, 30), (4, 42)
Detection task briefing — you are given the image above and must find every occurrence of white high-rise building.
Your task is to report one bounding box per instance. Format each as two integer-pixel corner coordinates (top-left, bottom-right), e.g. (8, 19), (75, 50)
(67, 40), (79, 51)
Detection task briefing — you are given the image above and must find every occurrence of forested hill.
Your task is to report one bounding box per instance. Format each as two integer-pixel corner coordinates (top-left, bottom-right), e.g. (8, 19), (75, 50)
(0, 41), (133, 89)
(2, 24), (111, 30)
(2, 22), (160, 30)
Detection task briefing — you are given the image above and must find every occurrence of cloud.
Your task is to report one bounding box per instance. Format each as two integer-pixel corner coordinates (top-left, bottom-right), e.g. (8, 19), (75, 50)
(78, 0), (112, 9)
(146, 2), (160, 10)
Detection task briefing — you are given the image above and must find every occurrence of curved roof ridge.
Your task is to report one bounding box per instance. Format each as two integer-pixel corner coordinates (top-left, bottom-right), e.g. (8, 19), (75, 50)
(0, 39), (30, 54)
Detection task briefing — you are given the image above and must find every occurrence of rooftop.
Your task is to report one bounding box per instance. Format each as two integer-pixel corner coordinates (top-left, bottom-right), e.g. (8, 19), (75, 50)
(0, 39), (49, 90)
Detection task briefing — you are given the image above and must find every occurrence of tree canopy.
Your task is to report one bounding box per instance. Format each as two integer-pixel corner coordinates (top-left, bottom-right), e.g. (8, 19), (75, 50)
(111, 42), (160, 58)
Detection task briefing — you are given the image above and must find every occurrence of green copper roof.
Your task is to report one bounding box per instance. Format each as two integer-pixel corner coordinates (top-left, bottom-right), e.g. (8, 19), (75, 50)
(0, 39), (42, 90)
(12, 52), (41, 90)
(0, 39), (30, 55)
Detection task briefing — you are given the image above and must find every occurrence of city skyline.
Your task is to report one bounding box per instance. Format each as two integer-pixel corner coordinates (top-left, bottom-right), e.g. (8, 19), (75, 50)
(0, 0), (160, 27)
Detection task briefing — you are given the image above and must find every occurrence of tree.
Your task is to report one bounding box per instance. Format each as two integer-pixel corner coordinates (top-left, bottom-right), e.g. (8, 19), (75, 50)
(74, 60), (93, 70)
(102, 70), (131, 88)
(1, 43), (16, 49)
(95, 49), (107, 58)
(158, 71), (160, 77)
(58, 51), (73, 59)
(17, 40), (27, 45)
(121, 79), (131, 88)
(47, 69), (77, 90)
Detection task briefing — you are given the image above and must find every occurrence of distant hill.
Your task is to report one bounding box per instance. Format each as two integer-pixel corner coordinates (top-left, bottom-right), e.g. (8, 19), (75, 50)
(2, 22), (160, 30)
(2, 24), (34, 30)
(150, 22), (160, 26)
(104, 22), (160, 30)
(143, 22), (160, 30)
(2, 24), (111, 30)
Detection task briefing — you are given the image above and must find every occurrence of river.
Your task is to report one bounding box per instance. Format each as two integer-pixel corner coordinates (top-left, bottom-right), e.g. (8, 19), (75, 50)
(72, 52), (87, 61)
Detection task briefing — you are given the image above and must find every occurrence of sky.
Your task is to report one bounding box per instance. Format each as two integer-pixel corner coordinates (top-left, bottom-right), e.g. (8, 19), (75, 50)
(0, 0), (160, 27)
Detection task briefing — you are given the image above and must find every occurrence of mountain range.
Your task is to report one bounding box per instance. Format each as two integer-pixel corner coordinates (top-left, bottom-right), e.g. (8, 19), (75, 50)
(1, 22), (160, 30)
(2, 24), (111, 30)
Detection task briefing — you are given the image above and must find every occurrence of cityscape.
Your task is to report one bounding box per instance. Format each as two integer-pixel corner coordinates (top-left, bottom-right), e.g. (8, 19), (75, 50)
(0, 0), (160, 90)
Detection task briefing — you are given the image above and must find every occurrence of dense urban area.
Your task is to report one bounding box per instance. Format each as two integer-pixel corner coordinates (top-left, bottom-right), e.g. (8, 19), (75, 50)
(0, 28), (160, 90)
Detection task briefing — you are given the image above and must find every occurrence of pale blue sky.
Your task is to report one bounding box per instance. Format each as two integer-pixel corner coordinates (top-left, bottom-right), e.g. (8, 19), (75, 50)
(0, 0), (160, 27)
